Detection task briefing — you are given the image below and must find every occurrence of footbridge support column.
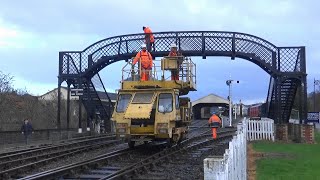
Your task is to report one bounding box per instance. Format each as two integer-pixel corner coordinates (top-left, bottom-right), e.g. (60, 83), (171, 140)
(275, 124), (288, 141)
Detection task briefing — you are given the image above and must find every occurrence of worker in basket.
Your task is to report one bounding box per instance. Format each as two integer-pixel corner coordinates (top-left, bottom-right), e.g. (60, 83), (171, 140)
(132, 43), (153, 81)
(208, 112), (222, 139)
(168, 43), (182, 80)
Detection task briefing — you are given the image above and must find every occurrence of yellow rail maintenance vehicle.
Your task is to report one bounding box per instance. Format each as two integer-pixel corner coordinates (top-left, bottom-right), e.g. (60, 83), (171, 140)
(111, 54), (197, 148)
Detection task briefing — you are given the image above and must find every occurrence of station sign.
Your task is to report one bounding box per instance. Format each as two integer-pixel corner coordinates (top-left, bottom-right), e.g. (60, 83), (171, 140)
(71, 88), (84, 96)
(306, 112), (320, 123)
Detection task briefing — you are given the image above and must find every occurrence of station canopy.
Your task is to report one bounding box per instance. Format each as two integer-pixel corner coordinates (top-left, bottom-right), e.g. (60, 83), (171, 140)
(192, 94), (229, 106)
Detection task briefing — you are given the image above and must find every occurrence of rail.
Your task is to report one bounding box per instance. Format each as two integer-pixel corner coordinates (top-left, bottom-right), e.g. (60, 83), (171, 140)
(103, 129), (235, 179)
(17, 148), (133, 180)
(0, 135), (117, 179)
(20, 128), (235, 180)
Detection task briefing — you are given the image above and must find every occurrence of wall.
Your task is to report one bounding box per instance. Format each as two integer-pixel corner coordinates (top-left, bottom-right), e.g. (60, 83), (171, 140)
(0, 93), (81, 131)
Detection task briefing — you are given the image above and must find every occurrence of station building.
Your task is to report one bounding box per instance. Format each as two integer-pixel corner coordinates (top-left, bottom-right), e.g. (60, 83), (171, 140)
(192, 94), (229, 119)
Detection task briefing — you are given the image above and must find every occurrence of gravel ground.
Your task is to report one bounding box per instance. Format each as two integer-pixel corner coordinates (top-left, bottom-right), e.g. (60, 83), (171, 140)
(187, 119), (210, 138)
(18, 120), (232, 179)
(135, 139), (230, 180)
(16, 122), (203, 177)
(0, 141), (56, 154)
(70, 132), (224, 179)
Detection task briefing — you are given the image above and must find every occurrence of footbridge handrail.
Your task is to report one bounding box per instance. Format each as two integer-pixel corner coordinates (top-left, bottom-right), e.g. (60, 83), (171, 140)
(59, 31), (305, 80)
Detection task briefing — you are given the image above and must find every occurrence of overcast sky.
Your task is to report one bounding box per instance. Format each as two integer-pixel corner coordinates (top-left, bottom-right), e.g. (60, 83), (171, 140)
(0, 0), (319, 104)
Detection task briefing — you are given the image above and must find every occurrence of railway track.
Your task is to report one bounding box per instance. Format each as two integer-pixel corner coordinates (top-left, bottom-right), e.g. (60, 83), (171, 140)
(135, 137), (230, 179)
(18, 144), (165, 180)
(103, 129), (234, 180)
(0, 134), (110, 157)
(0, 134), (119, 179)
(19, 128), (235, 180)
(186, 119), (209, 138)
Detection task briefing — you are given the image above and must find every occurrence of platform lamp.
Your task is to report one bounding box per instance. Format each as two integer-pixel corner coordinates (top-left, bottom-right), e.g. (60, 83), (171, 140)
(314, 78), (320, 111)
(226, 80), (239, 127)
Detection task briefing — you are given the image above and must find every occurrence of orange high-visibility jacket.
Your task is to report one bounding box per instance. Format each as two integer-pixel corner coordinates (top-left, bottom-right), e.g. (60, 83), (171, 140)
(133, 50), (153, 69)
(208, 114), (221, 125)
(143, 27), (155, 43)
(168, 51), (177, 56)
(168, 50), (182, 57)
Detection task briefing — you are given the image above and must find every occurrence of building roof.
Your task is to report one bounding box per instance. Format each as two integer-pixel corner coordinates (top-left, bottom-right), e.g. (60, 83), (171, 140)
(38, 86), (68, 98)
(192, 93), (229, 106)
(97, 91), (117, 102)
(38, 86), (117, 101)
(249, 103), (265, 108)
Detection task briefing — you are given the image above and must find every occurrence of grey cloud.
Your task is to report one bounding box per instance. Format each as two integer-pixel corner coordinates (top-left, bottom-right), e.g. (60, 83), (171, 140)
(0, 0), (319, 99)
(0, 49), (58, 83)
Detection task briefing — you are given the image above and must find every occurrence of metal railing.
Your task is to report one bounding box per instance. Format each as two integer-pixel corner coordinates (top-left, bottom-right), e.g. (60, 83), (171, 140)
(121, 57), (196, 87)
(121, 59), (159, 82)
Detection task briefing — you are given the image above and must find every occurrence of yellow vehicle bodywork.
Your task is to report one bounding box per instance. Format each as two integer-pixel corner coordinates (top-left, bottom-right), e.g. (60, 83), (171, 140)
(112, 56), (195, 146)
(112, 89), (192, 142)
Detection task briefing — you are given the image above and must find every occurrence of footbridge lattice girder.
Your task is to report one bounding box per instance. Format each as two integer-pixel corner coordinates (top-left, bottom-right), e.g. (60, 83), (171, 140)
(57, 31), (307, 130)
(60, 32), (304, 77)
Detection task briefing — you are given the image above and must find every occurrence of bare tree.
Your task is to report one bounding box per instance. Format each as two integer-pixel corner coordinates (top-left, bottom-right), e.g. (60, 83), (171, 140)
(0, 71), (14, 120)
(0, 71), (14, 93)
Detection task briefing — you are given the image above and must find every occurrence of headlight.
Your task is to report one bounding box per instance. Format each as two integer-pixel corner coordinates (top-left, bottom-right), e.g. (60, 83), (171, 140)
(118, 128), (126, 133)
(117, 123), (127, 134)
(158, 129), (168, 134)
(157, 123), (168, 134)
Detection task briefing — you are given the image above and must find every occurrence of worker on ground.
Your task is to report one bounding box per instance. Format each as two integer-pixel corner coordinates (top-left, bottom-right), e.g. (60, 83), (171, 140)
(143, 26), (155, 51)
(208, 112), (222, 139)
(133, 43), (153, 81)
(21, 119), (34, 145)
(168, 43), (181, 80)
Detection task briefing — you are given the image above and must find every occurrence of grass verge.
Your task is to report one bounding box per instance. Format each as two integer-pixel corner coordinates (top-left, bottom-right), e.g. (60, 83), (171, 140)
(252, 132), (320, 180)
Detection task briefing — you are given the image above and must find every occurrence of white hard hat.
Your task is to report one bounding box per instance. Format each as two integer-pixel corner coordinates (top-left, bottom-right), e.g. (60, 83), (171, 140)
(170, 43), (177, 48)
(141, 44), (147, 48)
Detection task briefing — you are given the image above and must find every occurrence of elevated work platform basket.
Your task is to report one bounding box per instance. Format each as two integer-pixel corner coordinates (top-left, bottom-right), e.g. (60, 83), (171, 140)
(121, 56), (196, 95)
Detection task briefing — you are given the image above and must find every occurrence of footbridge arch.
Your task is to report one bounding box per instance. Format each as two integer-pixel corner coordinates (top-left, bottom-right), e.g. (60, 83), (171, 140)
(57, 31), (307, 132)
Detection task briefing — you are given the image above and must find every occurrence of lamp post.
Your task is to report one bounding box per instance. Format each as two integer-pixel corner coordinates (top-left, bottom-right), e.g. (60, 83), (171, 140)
(314, 78), (320, 111)
(226, 80), (239, 127)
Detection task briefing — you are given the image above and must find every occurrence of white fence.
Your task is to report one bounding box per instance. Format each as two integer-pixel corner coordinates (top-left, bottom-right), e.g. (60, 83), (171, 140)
(203, 118), (275, 180)
(246, 118), (275, 141)
(204, 120), (247, 180)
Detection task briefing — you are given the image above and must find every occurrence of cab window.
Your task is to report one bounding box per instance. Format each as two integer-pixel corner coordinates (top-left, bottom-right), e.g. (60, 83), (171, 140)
(132, 93), (154, 104)
(116, 94), (132, 112)
(158, 93), (173, 113)
(175, 94), (179, 109)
